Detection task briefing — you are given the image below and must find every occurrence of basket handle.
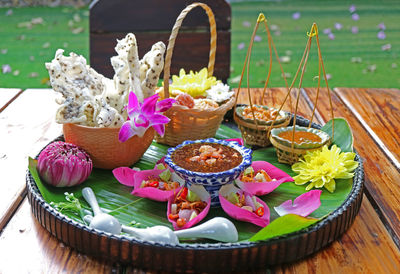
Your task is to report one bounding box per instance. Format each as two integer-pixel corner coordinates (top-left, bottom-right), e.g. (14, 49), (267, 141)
(163, 2), (217, 99)
(233, 13), (290, 131)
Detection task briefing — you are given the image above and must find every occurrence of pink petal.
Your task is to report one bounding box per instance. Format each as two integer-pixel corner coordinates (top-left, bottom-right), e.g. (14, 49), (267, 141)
(254, 35), (262, 42)
(141, 94), (158, 116)
(378, 22), (386, 30)
(235, 161), (293, 196)
(242, 21), (251, 28)
(149, 113), (170, 125)
(292, 12), (300, 20)
(351, 26), (359, 34)
(168, 185), (211, 230)
(134, 114), (150, 128)
(334, 23), (343, 30)
(118, 121), (135, 142)
(219, 185), (269, 227)
(131, 169), (182, 201)
(225, 138), (244, 146)
(352, 13), (359, 21)
(323, 28), (332, 35)
(349, 5), (356, 13)
(152, 123), (165, 136)
(274, 190), (322, 217)
(328, 33), (335, 40)
(156, 98), (175, 112)
(113, 167), (138, 187)
(237, 42), (245, 50)
(377, 31), (386, 40)
(127, 92), (140, 115)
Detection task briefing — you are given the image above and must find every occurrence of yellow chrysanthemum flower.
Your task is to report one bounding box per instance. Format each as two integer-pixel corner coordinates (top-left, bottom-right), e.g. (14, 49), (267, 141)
(292, 145), (359, 193)
(169, 68), (219, 98)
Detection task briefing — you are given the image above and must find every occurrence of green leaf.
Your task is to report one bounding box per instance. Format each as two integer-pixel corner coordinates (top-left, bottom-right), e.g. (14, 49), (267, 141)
(27, 124), (354, 242)
(249, 214), (319, 242)
(321, 118), (353, 152)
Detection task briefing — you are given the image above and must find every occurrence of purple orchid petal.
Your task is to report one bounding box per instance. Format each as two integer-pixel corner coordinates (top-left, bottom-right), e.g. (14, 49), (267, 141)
(156, 98), (175, 112)
(328, 33), (335, 40)
(134, 114), (150, 128)
(235, 161), (293, 196)
(254, 35), (262, 42)
(334, 23), (343, 30)
(292, 12), (300, 20)
(127, 92), (140, 116)
(152, 123), (165, 136)
(113, 167), (138, 187)
(118, 121), (135, 142)
(377, 31), (386, 40)
(141, 94), (159, 116)
(378, 22), (386, 30)
(323, 28), (332, 35)
(352, 13), (359, 21)
(351, 26), (359, 34)
(237, 42), (245, 50)
(242, 21), (251, 28)
(274, 190), (322, 217)
(349, 4), (356, 13)
(148, 113), (170, 125)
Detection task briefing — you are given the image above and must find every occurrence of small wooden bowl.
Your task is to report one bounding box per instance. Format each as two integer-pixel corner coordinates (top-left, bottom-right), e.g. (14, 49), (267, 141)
(63, 123), (154, 169)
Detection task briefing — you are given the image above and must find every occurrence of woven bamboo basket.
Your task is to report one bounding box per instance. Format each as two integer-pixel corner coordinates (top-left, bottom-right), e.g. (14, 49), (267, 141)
(269, 23), (335, 165)
(63, 123), (154, 169)
(235, 111), (290, 147)
(155, 2), (235, 146)
(233, 14), (292, 147)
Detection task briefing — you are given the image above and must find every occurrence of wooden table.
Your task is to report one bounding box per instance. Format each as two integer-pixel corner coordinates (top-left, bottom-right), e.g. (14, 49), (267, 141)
(0, 87), (399, 273)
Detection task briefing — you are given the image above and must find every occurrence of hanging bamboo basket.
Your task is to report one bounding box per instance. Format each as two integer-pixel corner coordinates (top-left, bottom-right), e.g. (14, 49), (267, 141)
(269, 23), (335, 165)
(233, 14), (292, 147)
(155, 2), (235, 146)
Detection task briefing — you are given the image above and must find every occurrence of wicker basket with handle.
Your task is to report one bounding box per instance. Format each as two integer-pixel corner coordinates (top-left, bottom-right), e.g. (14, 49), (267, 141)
(155, 2), (235, 146)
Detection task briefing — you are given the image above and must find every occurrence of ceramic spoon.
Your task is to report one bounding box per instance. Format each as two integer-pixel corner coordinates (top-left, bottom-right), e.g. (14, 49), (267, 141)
(83, 215), (179, 245)
(174, 217), (238, 242)
(82, 187), (122, 234)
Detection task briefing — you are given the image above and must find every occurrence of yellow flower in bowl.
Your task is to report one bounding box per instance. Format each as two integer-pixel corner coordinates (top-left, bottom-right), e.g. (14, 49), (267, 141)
(169, 68), (219, 98)
(292, 145), (359, 193)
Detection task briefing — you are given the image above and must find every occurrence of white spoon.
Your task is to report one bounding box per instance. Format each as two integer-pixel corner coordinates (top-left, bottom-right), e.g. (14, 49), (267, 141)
(84, 215), (179, 245)
(82, 187), (122, 234)
(174, 217), (238, 243)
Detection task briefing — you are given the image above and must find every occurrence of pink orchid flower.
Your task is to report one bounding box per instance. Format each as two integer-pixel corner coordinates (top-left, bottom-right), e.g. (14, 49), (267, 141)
(119, 92), (175, 142)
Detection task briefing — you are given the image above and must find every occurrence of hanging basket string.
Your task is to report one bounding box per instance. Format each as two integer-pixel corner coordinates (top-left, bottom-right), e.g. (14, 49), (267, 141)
(268, 23), (335, 157)
(233, 13), (291, 133)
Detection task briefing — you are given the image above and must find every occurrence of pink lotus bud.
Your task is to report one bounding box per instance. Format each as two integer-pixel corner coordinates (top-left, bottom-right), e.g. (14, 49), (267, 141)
(37, 141), (92, 187)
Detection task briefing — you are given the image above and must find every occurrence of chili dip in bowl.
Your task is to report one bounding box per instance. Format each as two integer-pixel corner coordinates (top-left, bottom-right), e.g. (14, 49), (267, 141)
(165, 138), (252, 207)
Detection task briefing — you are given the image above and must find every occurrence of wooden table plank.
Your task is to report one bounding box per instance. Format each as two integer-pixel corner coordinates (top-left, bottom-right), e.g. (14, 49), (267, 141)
(303, 87), (400, 247)
(0, 200), (120, 273)
(0, 89), (62, 231)
(274, 197), (400, 273)
(2, 87), (399, 273)
(335, 88), (400, 170)
(0, 88), (23, 113)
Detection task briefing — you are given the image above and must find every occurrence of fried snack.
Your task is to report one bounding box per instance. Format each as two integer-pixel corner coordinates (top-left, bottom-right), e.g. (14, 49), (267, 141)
(139, 42), (166, 98)
(46, 34), (165, 128)
(194, 98), (219, 110)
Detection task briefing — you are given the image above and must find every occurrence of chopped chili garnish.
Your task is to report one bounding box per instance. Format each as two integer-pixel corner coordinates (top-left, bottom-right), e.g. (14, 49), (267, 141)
(169, 214), (179, 220)
(256, 206), (264, 217)
(149, 181), (159, 187)
(177, 218), (186, 227)
(180, 187), (188, 200)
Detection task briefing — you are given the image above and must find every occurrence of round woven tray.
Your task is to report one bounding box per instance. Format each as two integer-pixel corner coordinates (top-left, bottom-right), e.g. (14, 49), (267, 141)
(26, 116), (364, 272)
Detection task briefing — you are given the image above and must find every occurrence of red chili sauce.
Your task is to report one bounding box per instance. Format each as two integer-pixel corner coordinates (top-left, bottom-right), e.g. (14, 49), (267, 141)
(171, 143), (242, 173)
(278, 131), (322, 144)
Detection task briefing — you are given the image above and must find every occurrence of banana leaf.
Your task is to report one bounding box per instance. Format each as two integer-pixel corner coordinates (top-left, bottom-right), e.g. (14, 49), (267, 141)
(28, 124), (353, 242)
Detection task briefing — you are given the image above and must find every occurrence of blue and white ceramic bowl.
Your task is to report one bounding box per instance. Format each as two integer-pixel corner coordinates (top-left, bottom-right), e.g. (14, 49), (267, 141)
(165, 138), (253, 207)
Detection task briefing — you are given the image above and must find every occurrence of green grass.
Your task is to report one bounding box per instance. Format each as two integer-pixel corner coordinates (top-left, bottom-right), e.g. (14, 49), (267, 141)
(0, 6), (89, 88)
(0, 1), (399, 89)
